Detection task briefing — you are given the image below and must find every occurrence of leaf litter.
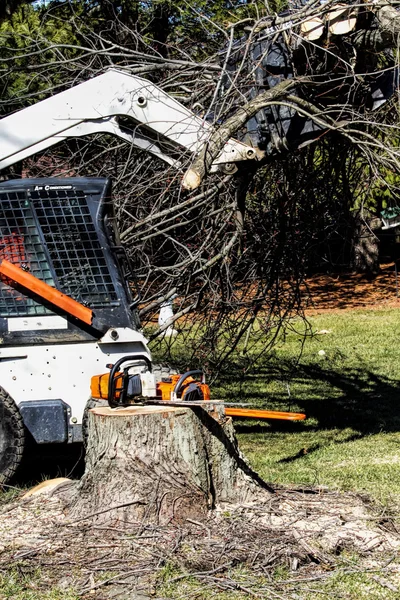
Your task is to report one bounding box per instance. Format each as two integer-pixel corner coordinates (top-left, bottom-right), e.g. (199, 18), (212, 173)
(1, 482), (400, 599)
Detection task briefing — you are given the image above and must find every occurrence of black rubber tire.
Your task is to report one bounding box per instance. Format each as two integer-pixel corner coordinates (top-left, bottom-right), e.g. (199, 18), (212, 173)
(0, 387), (25, 484)
(82, 398), (108, 450)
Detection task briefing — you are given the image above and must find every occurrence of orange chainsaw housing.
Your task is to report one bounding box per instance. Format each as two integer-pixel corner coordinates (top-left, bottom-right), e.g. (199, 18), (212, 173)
(90, 372), (305, 421)
(157, 374), (210, 401)
(91, 372), (115, 400)
(91, 371), (211, 402)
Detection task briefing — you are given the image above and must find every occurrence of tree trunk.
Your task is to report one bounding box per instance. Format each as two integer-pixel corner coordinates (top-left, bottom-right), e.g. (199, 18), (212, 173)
(351, 211), (380, 276)
(66, 403), (270, 524)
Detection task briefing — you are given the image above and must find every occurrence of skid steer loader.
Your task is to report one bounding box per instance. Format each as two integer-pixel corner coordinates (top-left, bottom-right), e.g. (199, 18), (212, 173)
(0, 70), (305, 483)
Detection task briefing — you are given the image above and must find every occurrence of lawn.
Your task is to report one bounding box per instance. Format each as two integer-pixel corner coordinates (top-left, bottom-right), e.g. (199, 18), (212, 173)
(212, 308), (400, 505)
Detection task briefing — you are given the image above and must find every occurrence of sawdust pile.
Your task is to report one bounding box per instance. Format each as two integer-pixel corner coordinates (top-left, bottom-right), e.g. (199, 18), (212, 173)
(0, 483), (399, 598)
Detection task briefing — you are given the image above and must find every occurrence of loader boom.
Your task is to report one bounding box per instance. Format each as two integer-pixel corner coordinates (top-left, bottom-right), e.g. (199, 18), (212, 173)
(0, 69), (259, 175)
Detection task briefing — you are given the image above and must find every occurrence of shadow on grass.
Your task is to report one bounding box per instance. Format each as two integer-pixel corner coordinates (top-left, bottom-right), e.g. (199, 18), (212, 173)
(220, 359), (400, 436)
(276, 432), (364, 463)
(295, 363), (400, 434)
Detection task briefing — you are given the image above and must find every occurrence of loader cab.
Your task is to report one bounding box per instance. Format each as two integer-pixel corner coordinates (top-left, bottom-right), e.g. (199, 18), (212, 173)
(0, 177), (139, 345)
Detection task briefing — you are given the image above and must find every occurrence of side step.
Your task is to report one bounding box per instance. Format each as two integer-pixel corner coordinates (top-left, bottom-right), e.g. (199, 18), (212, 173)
(225, 408), (306, 421)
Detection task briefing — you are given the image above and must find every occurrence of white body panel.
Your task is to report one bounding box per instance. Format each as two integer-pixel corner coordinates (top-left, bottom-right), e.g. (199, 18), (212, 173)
(0, 328), (152, 427)
(8, 315), (68, 332)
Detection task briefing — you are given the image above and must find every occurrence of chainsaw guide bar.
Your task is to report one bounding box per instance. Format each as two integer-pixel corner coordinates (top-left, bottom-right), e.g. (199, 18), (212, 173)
(110, 399), (249, 408)
(105, 399), (306, 421)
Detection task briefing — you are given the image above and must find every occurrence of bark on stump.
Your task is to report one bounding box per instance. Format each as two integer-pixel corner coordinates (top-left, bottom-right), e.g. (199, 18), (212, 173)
(67, 403), (270, 524)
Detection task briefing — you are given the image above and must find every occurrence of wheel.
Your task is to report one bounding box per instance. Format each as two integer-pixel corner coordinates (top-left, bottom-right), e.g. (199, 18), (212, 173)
(82, 398), (107, 449)
(0, 387), (25, 484)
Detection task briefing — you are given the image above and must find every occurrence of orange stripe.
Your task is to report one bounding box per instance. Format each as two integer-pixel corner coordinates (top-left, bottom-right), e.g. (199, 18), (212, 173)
(0, 259), (93, 326)
(225, 408), (306, 421)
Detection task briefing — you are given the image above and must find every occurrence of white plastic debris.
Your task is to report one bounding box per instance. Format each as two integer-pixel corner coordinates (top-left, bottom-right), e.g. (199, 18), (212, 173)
(158, 299), (178, 337)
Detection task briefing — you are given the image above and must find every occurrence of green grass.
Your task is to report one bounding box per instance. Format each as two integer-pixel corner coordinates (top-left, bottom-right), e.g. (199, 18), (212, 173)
(157, 556), (400, 600)
(0, 569), (78, 599)
(206, 308), (400, 504)
(298, 569), (400, 600)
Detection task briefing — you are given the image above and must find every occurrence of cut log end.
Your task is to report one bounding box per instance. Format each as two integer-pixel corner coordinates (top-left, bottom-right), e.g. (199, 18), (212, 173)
(182, 168), (201, 191)
(66, 402), (271, 525)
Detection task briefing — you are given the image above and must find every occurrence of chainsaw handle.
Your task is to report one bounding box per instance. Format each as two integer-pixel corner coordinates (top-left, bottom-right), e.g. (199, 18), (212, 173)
(173, 370), (204, 398)
(108, 354), (152, 407)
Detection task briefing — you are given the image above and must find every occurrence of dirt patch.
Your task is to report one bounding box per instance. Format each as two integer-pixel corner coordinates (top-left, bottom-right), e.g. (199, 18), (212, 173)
(1, 484), (399, 598)
(303, 263), (400, 313)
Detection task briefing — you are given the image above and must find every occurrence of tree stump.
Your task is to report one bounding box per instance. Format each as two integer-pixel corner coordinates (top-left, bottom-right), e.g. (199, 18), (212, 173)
(67, 403), (271, 524)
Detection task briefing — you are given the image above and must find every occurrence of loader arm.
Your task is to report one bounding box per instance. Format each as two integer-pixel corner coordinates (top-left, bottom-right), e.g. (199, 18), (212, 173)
(0, 69), (260, 175)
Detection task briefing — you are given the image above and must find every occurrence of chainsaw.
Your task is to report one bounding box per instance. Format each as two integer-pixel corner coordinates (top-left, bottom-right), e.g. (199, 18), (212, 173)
(90, 356), (306, 422)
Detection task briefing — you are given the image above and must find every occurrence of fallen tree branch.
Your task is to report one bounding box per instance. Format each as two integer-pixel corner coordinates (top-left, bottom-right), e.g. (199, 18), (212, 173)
(182, 78), (301, 190)
(66, 499), (147, 524)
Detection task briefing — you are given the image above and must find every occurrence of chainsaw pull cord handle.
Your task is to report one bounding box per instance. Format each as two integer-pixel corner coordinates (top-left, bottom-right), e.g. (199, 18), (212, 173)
(108, 354), (152, 407)
(173, 370), (204, 399)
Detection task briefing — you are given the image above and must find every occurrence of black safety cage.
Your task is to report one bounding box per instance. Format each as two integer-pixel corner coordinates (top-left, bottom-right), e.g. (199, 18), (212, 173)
(0, 178), (137, 343)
